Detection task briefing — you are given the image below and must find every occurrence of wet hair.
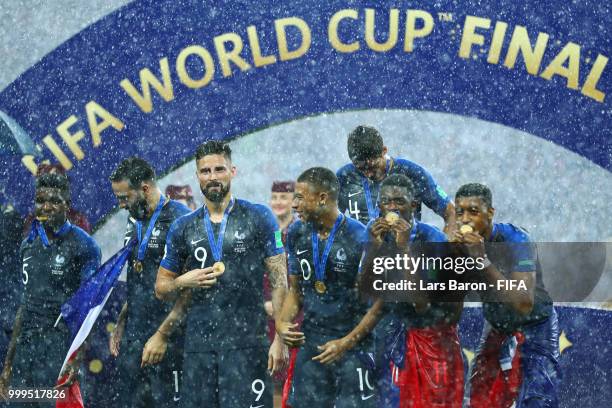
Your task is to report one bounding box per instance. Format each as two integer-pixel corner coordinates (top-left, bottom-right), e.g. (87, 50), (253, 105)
(347, 125), (384, 162)
(380, 174), (415, 200)
(297, 167), (339, 200)
(109, 157), (156, 189)
(195, 141), (232, 162)
(36, 173), (71, 202)
(455, 183), (493, 208)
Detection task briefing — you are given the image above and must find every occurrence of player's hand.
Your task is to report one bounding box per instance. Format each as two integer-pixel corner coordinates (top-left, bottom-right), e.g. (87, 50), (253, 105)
(312, 337), (352, 365)
(109, 321), (125, 357)
(455, 231), (486, 259)
(264, 301), (274, 318)
(391, 218), (412, 247)
(267, 337), (289, 375)
(55, 362), (79, 390)
(141, 331), (168, 367)
(176, 267), (224, 289)
(276, 321), (305, 347)
(369, 218), (391, 245)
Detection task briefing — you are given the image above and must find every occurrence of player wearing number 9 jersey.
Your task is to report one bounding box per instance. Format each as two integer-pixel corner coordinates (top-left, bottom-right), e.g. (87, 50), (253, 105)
(0, 173), (101, 406)
(154, 141), (289, 408)
(277, 167), (377, 408)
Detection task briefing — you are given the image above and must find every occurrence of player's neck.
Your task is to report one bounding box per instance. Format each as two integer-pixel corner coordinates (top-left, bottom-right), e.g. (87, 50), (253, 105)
(44, 217), (67, 237)
(204, 193), (232, 219)
(145, 189), (163, 218)
(315, 208), (340, 236)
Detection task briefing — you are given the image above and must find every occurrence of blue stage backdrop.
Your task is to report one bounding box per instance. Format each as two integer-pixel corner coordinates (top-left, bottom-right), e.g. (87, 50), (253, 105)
(0, 1), (610, 407)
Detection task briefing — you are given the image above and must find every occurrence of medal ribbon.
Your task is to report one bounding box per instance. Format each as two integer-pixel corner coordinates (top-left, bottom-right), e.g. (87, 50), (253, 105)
(202, 197), (235, 262)
(136, 195), (165, 262)
(311, 213), (344, 283)
(27, 220), (72, 248)
(361, 158), (391, 220)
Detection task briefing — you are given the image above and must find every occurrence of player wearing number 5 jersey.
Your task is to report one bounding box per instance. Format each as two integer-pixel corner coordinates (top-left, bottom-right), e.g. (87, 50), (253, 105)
(0, 173), (101, 406)
(277, 167), (376, 408)
(154, 141), (289, 408)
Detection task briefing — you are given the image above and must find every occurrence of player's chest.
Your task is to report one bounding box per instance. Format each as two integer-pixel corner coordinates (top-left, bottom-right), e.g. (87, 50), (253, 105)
(127, 218), (172, 254)
(21, 243), (78, 285)
(188, 219), (256, 256)
(293, 234), (359, 283)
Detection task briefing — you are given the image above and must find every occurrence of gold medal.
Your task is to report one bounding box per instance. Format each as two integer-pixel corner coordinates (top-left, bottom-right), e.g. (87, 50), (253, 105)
(36, 216), (48, 222)
(314, 280), (327, 294)
(213, 261), (225, 274)
(460, 225), (474, 234)
(385, 212), (399, 225)
(134, 260), (143, 273)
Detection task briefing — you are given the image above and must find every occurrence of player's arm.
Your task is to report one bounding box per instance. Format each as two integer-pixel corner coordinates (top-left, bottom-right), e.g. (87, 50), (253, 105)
(453, 231), (535, 315)
(265, 253), (290, 372)
(109, 301), (128, 357)
(142, 290), (191, 367)
(0, 305), (24, 398)
(443, 202), (457, 235)
(276, 275), (304, 347)
(415, 164), (456, 234)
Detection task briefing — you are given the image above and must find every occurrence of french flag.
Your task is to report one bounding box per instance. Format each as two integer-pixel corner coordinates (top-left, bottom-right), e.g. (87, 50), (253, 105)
(55, 240), (135, 408)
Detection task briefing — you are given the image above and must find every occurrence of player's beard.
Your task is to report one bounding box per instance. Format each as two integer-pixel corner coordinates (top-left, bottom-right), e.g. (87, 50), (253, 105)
(128, 193), (149, 220)
(201, 181), (231, 203)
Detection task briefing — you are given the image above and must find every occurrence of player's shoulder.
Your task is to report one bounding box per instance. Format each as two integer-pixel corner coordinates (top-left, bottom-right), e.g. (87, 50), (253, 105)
(494, 223), (532, 243)
(69, 224), (101, 252)
(166, 199), (192, 218)
(170, 206), (202, 231)
(393, 157), (429, 175)
(343, 215), (366, 235)
(414, 221), (447, 242)
(234, 198), (274, 219)
(287, 219), (309, 238)
(336, 163), (357, 179)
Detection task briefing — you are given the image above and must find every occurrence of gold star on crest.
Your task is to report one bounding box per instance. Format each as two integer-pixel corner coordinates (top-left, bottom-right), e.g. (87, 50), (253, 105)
(559, 331), (573, 354)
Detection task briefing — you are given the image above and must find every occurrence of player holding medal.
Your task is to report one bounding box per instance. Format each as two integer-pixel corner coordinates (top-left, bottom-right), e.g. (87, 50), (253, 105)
(154, 141), (288, 408)
(109, 158), (191, 407)
(277, 167), (376, 407)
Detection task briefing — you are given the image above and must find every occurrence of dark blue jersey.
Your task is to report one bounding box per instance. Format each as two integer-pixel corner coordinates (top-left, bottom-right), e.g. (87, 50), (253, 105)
(483, 223), (553, 332)
(123, 199), (191, 343)
(287, 215), (369, 341)
(366, 219), (459, 328)
(19, 222), (101, 333)
(161, 198), (284, 351)
(337, 158), (450, 224)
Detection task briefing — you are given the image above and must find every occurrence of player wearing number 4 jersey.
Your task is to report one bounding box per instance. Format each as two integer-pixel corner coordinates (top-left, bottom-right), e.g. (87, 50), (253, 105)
(277, 167), (377, 408)
(109, 158), (191, 407)
(336, 126), (454, 231)
(0, 174), (101, 407)
(154, 141), (289, 408)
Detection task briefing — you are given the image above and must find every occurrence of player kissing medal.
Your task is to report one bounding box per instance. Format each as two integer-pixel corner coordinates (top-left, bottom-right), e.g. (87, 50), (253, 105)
(203, 197), (235, 276)
(134, 195), (166, 274)
(311, 213), (344, 295)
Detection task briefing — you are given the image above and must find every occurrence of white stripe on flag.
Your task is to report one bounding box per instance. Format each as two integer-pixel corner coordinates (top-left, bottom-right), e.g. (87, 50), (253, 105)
(58, 288), (114, 376)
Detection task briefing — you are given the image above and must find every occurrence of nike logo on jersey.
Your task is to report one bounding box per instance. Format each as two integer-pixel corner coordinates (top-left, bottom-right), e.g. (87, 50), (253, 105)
(249, 405), (264, 408)
(191, 238), (205, 245)
(361, 394), (374, 400)
(348, 191), (362, 197)
(173, 396), (181, 402)
(296, 249), (308, 255)
(23, 256), (32, 262)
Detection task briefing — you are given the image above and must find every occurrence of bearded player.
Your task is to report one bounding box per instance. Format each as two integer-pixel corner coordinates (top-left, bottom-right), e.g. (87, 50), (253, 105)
(451, 183), (559, 408)
(0, 173), (101, 406)
(109, 158), (191, 407)
(276, 167), (376, 408)
(336, 126), (454, 232)
(154, 141), (288, 407)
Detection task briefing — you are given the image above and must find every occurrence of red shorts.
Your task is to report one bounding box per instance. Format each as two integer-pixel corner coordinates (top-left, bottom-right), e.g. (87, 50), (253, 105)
(393, 324), (464, 408)
(469, 330), (525, 408)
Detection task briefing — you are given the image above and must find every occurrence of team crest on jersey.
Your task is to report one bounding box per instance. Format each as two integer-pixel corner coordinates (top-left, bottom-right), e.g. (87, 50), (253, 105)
(152, 227), (162, 237)
(336, 248), (347, 262)
(52, 253), (66, 275)
(233, 229), (247, 254)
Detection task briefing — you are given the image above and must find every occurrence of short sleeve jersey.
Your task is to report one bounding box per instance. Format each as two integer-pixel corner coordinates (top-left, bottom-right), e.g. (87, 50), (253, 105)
(287, 215), (369, 341)
(160, 199), (283, 352)
(123, 199), (191, 343)
(19, 222), (101, 333)
(337, 158), (450, 224)
(483, 223), (553, 333)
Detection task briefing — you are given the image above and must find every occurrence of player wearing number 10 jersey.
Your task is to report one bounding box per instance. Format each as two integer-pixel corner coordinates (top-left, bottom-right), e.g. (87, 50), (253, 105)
(154, 141), (289, 408)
